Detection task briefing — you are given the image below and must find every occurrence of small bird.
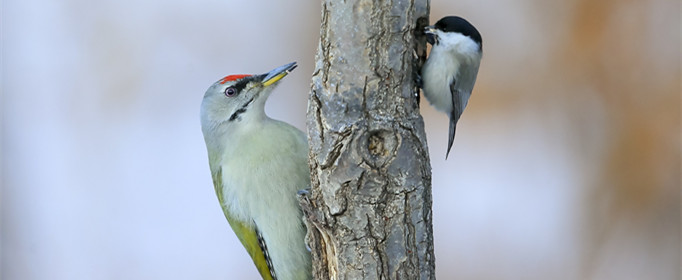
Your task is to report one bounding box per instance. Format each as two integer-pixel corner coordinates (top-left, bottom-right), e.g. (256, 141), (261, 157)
(200, 62), (311, 280)
(421, 16), (482, 158)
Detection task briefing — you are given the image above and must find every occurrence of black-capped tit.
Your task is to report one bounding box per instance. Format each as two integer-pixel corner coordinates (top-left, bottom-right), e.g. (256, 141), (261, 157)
(421, 16), (482, 158)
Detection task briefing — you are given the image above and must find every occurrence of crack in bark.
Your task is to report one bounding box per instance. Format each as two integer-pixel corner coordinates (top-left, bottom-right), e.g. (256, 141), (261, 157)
(356, 171), (367, 192)
(320, 127), (353, 169)
(403, 192), (417, 276)
(361, 76), (370, 122)
(320, 2), (332, 88)
(368, 213), (386, 279)
(312, 91), (325, 141)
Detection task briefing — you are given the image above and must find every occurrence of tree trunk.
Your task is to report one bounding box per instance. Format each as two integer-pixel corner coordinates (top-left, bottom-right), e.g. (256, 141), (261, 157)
(298, 0), (433, 279)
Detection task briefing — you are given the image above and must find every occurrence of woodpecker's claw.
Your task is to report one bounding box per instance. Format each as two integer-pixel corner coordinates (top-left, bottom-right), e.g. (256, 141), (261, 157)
(296, 188), (311, 197)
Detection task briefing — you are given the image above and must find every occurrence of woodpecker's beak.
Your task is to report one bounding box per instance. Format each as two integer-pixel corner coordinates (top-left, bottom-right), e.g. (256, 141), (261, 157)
(424, 26), (437, 45)
(261, 62), (298, 87)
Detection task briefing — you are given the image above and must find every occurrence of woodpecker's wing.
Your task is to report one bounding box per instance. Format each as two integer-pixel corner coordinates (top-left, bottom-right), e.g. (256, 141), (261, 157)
(212, 169), (277, 280)
(224, 216), (277, 280)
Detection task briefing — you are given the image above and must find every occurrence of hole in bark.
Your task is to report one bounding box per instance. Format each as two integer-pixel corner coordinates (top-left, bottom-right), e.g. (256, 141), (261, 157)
(368, 134), (385, 156)
(361, 129), (397, 167)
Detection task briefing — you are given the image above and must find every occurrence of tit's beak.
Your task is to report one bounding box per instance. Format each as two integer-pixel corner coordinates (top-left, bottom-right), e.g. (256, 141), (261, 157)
(261, 62), (298, 87)
(424, 26), (437, 45)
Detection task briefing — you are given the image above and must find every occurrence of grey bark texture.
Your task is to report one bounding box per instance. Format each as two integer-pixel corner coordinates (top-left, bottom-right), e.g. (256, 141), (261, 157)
(298, 0), (434, 279)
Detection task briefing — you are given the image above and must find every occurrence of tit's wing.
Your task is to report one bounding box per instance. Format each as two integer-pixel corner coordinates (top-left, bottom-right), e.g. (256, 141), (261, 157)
(446, 81), (466, 159)
(446, 59), (480, 159)
(212, 169), (277, 280)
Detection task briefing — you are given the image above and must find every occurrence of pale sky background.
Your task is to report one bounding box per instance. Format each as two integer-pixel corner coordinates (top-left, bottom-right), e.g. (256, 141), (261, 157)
(2, 0), (680, 279)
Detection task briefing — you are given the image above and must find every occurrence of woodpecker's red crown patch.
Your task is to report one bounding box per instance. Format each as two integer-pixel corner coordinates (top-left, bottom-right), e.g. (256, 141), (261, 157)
(219, 74), (251, 84)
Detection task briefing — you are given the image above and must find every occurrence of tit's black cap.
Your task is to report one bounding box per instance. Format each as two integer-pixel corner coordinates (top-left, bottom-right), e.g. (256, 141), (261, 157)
(435, 16), (482, 47)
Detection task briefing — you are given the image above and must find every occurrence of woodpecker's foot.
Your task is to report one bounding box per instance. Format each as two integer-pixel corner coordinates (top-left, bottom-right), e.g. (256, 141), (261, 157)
(296, 187), (313, 252)
(297, 188), (312, 205)
(296, 188), (311, 197)
(415, 73), (423, 89)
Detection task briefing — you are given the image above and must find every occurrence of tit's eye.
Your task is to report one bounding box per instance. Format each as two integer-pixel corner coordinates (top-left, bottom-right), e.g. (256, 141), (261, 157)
(224, 87), (237, 97)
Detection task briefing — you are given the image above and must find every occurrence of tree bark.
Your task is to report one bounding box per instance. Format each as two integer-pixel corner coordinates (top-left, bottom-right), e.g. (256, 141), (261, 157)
(299, 0), (433, 279)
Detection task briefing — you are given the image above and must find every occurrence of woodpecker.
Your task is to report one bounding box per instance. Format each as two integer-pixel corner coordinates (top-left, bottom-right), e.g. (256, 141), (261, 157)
(200, 62), (311, 280)
(421, 16), (482, 158)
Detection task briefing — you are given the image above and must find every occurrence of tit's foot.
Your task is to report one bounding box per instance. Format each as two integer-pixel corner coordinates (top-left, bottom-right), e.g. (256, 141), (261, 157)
(415, 73), (423, 89)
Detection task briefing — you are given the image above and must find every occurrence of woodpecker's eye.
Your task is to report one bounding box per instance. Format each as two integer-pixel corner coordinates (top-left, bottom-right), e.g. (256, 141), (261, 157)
(225, 87), (237, 97)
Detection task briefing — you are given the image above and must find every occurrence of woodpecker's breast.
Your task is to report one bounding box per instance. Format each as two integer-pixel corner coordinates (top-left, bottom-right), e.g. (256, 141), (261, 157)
(217, 119), (311, 279)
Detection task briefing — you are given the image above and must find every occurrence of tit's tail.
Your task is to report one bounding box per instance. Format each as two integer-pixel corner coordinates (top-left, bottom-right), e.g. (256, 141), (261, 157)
(445, 113), (459, 160)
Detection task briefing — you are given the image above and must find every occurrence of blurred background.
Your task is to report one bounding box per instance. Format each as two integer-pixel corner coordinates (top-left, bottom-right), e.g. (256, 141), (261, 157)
(2, 0), (679, 279)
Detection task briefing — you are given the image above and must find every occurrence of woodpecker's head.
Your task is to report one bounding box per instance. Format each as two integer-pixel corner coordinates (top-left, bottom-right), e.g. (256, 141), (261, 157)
(200, 62), (297, 130)
(425, 16), (482, 54)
